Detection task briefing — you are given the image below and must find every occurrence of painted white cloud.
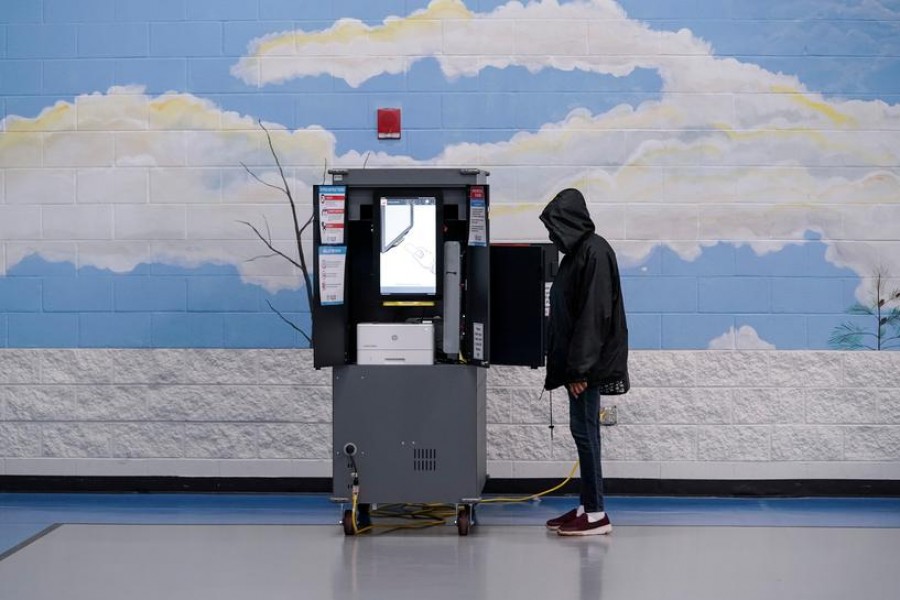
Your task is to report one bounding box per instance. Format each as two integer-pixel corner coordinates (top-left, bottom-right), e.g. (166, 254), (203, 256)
(0, 87), (337, 291)
(232, 0), (740, 93)
(708, 326), (776, 350)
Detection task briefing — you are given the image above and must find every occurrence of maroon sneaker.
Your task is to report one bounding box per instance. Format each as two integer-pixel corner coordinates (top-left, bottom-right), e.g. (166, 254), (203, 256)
(545, 508), (579, 531)
(557, 513), (612, 536)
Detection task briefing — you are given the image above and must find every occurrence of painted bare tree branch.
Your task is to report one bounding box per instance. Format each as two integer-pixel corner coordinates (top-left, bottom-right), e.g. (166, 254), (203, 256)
(239, 120), (316, 345)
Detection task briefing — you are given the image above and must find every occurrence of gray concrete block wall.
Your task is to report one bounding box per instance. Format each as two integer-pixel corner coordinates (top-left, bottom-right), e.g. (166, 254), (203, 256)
(0, 349), (898, 480)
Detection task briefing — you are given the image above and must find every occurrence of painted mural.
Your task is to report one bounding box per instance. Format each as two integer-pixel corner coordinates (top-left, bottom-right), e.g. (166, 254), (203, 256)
(0, 0), (898, 350)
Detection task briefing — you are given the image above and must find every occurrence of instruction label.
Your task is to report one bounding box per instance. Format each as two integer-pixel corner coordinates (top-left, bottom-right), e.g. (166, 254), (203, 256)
(468, 187), (487, 247)
(473, 322), (484, 361)
(318, 246), (347, 305)
(545, 282), (552, 317)
(318, 185), (346, 245)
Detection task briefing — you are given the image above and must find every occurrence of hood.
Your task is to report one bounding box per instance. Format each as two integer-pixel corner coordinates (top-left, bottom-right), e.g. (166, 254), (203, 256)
(539, 188), (595, 254)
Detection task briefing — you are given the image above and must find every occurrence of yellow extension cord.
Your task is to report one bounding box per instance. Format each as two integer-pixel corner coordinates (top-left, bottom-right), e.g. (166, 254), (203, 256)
(479, 459), (580, 504)
(348, 460), (581, 535)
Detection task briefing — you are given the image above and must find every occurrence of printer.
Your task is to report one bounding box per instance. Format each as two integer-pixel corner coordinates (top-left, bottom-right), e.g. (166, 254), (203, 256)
(356, 323), (435, 365)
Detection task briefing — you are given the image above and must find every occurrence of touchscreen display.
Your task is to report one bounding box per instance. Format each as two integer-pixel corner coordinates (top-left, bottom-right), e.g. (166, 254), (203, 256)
(379, 197), (437, 295)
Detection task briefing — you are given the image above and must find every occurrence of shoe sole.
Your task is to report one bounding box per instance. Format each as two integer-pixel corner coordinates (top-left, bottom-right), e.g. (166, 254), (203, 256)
(557, 524), (612, 536)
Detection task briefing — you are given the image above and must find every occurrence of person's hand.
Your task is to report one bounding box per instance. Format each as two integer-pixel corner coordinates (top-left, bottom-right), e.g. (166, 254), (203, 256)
(567, 381), (588, 397)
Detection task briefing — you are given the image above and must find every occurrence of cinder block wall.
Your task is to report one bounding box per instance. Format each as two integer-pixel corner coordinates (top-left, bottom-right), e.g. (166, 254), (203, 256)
(2, 349), (897, 480)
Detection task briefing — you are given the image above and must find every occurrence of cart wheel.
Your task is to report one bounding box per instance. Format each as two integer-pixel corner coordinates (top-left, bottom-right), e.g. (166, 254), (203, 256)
(342, 509), (356, 536)
(457, 505), (471, 536)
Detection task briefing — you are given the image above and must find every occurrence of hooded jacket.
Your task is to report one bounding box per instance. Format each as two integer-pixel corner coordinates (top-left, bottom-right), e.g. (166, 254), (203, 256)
(540, 189), (629, 394)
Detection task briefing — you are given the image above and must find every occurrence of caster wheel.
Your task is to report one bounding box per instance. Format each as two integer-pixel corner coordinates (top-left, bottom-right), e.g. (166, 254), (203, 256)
(342, 509), (356, 536)
(457, 506), (471, 536)
(342, 504), (372, 536)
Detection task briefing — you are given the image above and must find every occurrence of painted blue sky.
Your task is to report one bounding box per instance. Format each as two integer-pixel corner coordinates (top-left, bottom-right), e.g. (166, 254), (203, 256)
(0, 239), (875, 350)
(0, 256), (310, 349)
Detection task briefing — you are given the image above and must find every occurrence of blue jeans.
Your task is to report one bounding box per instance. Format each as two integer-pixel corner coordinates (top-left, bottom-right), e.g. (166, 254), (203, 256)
(568, 385), (604, 512)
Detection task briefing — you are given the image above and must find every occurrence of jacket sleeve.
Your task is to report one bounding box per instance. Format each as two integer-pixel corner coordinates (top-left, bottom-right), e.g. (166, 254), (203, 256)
(565, 244), (612, 381)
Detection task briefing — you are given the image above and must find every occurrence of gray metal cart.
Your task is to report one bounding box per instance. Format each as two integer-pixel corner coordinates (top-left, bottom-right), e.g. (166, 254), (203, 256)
(331, 364), (486, 536)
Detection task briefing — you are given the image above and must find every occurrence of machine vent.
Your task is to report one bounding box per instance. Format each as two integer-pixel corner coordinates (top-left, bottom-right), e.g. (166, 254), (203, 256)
(413, 448), (437, 472)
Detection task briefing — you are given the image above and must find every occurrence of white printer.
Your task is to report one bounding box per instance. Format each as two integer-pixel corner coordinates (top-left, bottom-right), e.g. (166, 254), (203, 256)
(356, 323), (435, 365)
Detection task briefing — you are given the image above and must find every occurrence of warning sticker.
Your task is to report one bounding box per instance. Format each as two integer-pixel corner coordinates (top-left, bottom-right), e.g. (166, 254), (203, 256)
(468, 199), (487, 247)
(473, 322), (484, 361)
(318, 185), (346, 245)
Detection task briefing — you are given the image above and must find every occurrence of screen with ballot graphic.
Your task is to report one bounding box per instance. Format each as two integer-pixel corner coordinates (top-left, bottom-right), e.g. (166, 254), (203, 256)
(379, 197), (437, 295)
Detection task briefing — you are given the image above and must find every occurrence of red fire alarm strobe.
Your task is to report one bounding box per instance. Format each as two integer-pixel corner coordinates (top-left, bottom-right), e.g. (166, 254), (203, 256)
(377, 108), (401, 139)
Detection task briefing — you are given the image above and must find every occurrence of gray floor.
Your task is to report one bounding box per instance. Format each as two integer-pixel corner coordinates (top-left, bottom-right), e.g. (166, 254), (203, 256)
(1, 523), (899, 600)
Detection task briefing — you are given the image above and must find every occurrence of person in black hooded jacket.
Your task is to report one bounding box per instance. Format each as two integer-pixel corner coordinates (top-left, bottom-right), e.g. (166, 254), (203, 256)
(539, 188), (629, 537)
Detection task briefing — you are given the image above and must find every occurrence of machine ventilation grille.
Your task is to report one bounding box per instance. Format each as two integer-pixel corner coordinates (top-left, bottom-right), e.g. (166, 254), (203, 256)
(413, 448), (437, 472)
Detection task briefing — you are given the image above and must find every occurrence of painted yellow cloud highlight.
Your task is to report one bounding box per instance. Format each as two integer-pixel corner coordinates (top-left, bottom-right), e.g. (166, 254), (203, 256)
(713, 123), (830, 146)
(254, 0), (470, 56)
(771, 85), (858, 128)
(236, 0), (473, 86)
(5, 102), (74, 133)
